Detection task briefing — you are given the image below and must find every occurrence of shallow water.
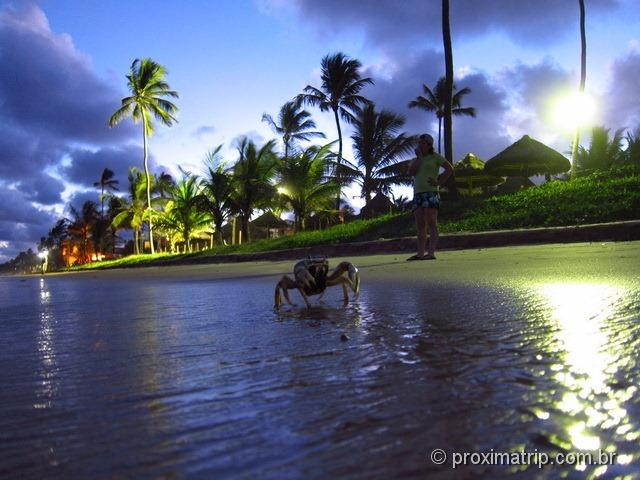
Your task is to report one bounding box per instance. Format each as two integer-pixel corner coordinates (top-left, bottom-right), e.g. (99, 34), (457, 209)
(1, 250), (640, 479)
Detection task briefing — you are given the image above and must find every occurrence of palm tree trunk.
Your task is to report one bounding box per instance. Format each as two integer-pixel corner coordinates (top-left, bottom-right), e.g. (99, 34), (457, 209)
(142, 116), (155, 254)
(442, 0), (459, 200)
(571, 0), (587, 179)
(437, 117), (443, 154)
(333, 108), (343, 211)
(101, 185), (105, 217)
(134, 228), (140, 255)
(241, 213), (250, 242)
(216, 221), (224, 245)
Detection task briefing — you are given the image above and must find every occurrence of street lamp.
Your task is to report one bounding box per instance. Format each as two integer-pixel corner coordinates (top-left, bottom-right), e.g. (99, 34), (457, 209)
(38, 249), (49, 274)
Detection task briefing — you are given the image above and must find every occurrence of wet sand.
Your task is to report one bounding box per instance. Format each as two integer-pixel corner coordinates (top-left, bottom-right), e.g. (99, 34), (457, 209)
(2, 241), (639, 479)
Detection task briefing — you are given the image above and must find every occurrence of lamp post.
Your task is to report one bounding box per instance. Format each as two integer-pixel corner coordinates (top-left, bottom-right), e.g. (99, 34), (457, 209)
(38, 249), (49, 274)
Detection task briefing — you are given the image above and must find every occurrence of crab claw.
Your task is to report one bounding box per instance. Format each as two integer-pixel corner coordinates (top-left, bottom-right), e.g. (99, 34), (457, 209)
(348, 264), (360, 296)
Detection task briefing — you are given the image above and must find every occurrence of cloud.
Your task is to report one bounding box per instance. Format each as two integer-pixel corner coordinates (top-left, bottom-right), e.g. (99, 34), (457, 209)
(63, 145), (147, 189)
(65, 189), (102, 215)
(0, 184), (56, 262)
(361, 51), (511, 160)
(0, 3), (140, 260)
(604, 52), (640, 130)
(191, 125), (216, 139)
(273, 0), (619, 50)
(19, 173), (66, 205)
(232, 131), (266, 148)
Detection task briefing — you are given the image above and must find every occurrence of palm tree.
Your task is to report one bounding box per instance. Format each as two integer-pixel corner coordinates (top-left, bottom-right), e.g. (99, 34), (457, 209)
(442, 0), (460, 200)
(201, 146), (235, 245)
(155, 171), (175, 200)
(111, 167), (149, 255)
(576, 126), (625, 174)
(335, 104), (415, 207)
(93, 168), (119, 217)
(158, 175), (211, 253)
(106, 195), (127, 255)
(408, 77), (476, 154)
(67, 200), (99, 264)
(262, 98), (325, 160)
(232, 137), (279, 242)
(622, 128), (640, 172)
(108, 58), (179, 254)
(298, 52), (373, 210)
(571, 0), (587, 179)
(277, 143), (339, 231)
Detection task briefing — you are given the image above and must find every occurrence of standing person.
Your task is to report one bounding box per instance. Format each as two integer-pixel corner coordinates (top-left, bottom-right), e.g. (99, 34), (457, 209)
(407, 133), (453, 260)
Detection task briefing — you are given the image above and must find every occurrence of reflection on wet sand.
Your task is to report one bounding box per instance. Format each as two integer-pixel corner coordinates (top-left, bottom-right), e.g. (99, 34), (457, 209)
(2, 246), (640, 479)
(36, 278), (57, 410)
(537, 282), (638, 472)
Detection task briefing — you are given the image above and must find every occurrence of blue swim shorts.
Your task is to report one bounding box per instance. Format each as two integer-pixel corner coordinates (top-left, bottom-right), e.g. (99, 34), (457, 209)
(412, 191), (440, 210)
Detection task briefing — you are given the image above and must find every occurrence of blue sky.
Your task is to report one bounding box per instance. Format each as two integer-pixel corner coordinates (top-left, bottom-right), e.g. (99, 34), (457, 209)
(1, 0), (639, 261)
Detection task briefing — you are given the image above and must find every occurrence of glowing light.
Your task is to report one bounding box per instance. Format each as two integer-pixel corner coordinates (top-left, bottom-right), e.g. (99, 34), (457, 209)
(551, 92), (596, 132)
(538, 282), (628, 451)
(568, 422), (600, 450)
(277, 187), (288, 195)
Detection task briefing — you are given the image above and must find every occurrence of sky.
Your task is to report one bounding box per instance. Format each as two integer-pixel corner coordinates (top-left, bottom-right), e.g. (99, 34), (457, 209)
(1, 0), (639, 262)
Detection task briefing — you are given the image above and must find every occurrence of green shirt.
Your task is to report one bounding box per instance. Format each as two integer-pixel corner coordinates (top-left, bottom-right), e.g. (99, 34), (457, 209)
(414, 153), (446, 193)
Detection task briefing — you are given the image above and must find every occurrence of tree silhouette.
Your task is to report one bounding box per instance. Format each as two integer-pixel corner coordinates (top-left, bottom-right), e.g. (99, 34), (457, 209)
(109, 58), (178, 253)
(298, 52), (373, 210)
(262, 98), (325, 160)
(408, 77), (475, 154)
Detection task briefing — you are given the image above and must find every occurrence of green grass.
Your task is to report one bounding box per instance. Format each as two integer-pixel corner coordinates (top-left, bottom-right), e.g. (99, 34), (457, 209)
(67, 172), (640, 271)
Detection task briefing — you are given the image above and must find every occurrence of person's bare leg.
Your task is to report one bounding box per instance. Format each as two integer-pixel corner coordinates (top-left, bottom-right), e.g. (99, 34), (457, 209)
(414, 208), (427, 257)
(426, 208), (439, 258)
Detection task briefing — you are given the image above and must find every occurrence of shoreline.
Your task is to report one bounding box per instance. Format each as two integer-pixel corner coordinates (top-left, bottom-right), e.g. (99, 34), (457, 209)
(64, 219), (640, 272)
(23, 239), (640, 285)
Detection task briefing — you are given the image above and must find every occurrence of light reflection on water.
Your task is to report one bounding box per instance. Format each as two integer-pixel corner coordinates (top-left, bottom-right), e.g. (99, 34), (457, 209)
(35, 278), (57, 411)
(531, 281), (640, 475)
(0, 269), (639, 479)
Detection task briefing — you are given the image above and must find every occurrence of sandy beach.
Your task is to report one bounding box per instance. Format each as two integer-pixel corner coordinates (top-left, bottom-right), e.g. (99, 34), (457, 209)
(3, 240), (639, 478)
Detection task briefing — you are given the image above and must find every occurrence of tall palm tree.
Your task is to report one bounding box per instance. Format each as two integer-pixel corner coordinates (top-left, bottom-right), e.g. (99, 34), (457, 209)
(298, 52), (373, 210)
(232, 138), (279, 242)
(571, 0), (587, 179)
(408, 77), (475, 154)
(262, 98), (325, 160)
(201, 146), (236, 245)
(111, 167), (149, 255)
(336, 104), (415, 207)
(108, 58), (179, 254)
(442, 0), (459, 200)
(93, 168), (119, 217)
(158, 175), (211, 253)
(277, 143), (339, 231)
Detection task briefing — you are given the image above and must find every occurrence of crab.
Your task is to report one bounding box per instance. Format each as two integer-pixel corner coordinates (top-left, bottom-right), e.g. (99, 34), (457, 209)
(274, 257), (361, 310)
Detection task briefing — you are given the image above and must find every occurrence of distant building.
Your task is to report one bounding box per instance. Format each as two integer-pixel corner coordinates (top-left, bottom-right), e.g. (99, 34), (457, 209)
(359, 193), (394, 219)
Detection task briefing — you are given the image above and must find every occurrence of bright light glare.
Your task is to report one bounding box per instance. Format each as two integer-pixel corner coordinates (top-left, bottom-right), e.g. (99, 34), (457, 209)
(551, 92), (596, 132)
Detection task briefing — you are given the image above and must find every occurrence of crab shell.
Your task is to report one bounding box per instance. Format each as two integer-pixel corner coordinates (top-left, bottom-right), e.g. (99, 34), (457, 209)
(294, 258), (329, 296)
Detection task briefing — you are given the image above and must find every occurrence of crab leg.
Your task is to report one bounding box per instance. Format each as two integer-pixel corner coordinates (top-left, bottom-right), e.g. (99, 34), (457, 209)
(275, 275), (297, 310)
(326, 262), (361, 296)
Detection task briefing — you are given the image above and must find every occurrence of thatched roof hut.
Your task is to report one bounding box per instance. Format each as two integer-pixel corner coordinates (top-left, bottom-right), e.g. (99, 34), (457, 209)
(359, 193), (394, 218)
(485, 135), (571, 178)
(454, 153), (505, 194)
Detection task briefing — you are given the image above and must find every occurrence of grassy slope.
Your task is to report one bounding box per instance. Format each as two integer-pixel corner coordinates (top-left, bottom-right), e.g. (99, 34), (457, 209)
(69, 173), (640, 271)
